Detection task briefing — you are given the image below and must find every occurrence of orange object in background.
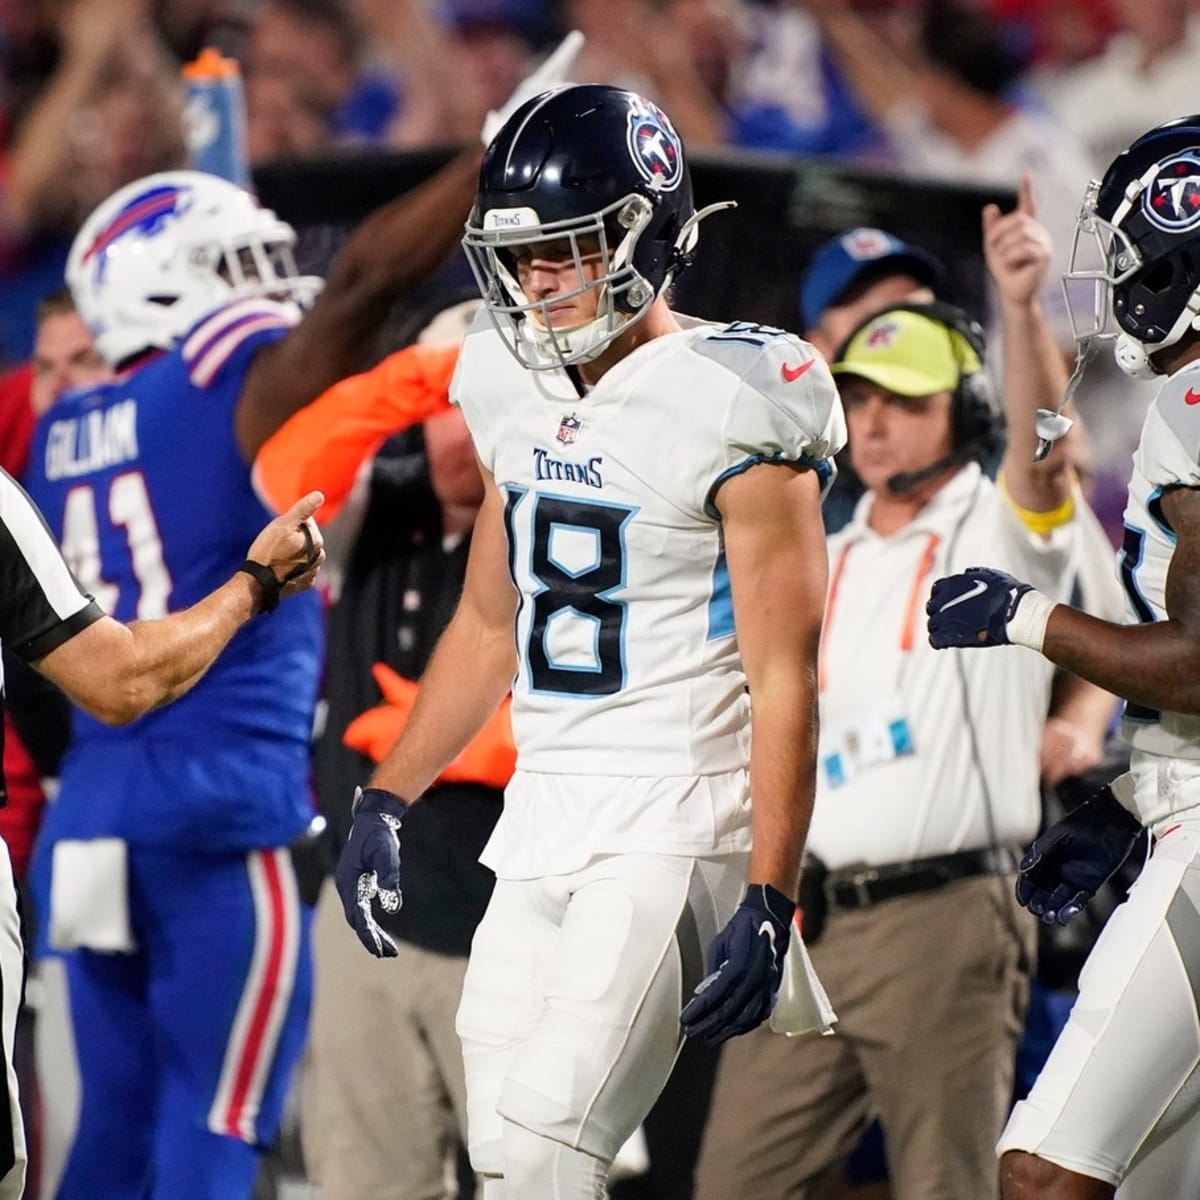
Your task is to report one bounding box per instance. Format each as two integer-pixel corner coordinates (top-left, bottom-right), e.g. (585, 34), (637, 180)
(343, 662), (515, 790)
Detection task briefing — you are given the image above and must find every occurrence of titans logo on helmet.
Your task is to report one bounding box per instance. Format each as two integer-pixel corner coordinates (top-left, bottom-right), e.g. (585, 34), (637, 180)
(626, 98), (683, 192)
(1143, 152), (1200, 232)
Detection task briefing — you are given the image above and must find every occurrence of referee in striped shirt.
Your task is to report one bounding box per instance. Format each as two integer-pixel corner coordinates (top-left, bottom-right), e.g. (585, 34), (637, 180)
(0, 469), (324, 1198)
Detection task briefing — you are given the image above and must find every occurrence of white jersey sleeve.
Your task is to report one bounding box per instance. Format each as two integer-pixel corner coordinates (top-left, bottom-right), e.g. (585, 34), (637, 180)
(688, 321), (846, 514)
(1118, 362), (1200, 783)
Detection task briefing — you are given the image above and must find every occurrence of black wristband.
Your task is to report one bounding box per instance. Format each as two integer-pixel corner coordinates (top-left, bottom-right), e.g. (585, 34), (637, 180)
(236, 560), (282, 614)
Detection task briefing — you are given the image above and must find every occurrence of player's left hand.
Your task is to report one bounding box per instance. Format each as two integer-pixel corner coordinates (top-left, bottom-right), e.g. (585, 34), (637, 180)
(927, 566), (1037, 649)
(1017, 783), (1144, 925)
(680, 883), (794, 1045)
(334, 786), (407, 957)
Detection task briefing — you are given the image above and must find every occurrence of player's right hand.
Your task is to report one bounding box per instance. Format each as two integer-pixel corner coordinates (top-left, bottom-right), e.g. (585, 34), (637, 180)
(244, 491), (326, 600)
(1016, 783), (1143, 925)
(926, 566), (1035, 648)
(334, 786), (408, 957)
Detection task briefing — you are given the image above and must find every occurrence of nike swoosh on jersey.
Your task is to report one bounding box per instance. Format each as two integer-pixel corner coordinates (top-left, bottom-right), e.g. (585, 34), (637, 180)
(939, 578), (988, 610)
(781, 360), (815, 383)
(1186, 387), (1200, 405)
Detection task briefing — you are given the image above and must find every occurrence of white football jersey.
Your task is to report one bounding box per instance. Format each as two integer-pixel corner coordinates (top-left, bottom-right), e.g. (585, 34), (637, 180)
(453, 310), (846, 779)
(1118, 361), (1200, 766)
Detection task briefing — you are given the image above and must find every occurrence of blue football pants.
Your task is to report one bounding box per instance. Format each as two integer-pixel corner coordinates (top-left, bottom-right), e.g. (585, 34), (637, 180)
(48, 845), (311, 1200)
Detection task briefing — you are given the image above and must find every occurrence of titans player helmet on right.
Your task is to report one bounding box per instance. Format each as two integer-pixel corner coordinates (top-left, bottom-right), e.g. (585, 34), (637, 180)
(1065, 115), (1200, 380)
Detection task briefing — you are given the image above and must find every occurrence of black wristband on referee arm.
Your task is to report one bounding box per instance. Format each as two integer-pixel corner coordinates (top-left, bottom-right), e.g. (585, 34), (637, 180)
(237, 523), (321, 615)
(236, 560), (283, 614)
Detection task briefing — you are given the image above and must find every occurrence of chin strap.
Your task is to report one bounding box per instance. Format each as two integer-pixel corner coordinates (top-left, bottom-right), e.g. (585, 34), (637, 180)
(1033, 333), (1099, 462)
(673, 200), (738, 271)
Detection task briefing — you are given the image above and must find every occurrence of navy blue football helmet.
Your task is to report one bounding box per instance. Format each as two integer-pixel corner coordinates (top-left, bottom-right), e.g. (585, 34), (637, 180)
(462, 84), (705, 369)
(1065, 115), (1200, 378)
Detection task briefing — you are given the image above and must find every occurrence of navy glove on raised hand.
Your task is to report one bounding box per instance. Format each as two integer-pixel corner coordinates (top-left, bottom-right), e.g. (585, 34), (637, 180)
(927, 566), (1050, 650)
(680, 883), (795, 1046)
(334, 786), (407, 957)
(1017, 784), (1144, 925)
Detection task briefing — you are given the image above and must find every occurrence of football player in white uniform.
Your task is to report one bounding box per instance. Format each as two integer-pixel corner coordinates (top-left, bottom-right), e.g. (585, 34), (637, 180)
(335, 83), (845, 1198)
(927, 115), (1200, 1198)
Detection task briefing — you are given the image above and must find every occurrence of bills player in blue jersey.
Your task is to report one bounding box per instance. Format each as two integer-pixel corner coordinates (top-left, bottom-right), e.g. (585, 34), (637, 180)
(927, 115), (1200, 1198)
(19, 136), (486, 1200)
(335, 84), (845, 1199)
(0, 476), (322, 1200)
(23, 36), (587, 1192)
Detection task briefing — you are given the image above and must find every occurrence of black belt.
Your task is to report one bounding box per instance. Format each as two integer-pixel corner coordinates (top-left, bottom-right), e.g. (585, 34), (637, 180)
(824, 845), (1022, 911)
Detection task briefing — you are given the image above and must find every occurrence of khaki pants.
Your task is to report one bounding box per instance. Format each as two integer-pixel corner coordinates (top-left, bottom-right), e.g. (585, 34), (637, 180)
(695, 874), (1035, 1200)
(302, 878), (474, 1200)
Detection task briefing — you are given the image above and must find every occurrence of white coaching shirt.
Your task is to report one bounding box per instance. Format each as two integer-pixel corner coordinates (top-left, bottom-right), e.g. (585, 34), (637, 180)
(452, 310), (845, 876)
(806, 463), (1082, 870)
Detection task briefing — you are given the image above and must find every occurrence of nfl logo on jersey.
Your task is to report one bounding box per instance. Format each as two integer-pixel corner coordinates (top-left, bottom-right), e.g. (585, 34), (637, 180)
(556, 413), (582, 445)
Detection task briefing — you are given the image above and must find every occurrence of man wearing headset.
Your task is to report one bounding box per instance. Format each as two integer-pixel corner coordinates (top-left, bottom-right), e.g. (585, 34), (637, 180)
(696, 278), (1088, 1196)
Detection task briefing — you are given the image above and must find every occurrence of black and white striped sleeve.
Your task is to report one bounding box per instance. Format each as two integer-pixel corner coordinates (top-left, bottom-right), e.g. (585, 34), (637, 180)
(0, 468), (102, 663)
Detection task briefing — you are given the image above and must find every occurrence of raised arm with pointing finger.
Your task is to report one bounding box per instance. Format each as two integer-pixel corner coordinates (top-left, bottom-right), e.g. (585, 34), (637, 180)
(0, 476), (323, 1199)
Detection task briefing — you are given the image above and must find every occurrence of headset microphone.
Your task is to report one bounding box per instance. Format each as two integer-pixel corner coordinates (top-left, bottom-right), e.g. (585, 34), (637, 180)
(885, 452), (960, 495)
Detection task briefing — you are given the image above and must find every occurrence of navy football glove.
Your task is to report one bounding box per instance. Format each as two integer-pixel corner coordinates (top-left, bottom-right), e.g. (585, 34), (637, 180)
(1016, 785), (1143, 925)
(334, 786), (407, 957)
(927, 566), (1036, 649)
(680, 883), (795, 1046)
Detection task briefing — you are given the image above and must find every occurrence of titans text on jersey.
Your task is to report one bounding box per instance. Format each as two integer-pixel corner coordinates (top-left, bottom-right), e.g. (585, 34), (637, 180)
(453, 308), (845, 783)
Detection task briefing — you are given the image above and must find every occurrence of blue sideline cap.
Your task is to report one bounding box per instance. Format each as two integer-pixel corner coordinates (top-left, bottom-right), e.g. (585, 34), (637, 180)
(440, 0), (548, 38)
(799, 228), (944, 330)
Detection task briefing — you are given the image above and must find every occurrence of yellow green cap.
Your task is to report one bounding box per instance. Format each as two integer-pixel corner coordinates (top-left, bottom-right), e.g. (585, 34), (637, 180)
(831, 309), (982, 397)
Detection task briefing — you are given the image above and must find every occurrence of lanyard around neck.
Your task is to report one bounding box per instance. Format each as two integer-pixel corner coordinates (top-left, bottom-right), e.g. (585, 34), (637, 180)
(818, 532), (941, 695)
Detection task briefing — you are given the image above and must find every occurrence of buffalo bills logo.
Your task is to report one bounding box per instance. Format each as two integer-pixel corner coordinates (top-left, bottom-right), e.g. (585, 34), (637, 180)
(83, 184), (191, 281)
(864, 320), (899, 348)
(626, 99), (683, 192)
(1143, 153), (1200, 232)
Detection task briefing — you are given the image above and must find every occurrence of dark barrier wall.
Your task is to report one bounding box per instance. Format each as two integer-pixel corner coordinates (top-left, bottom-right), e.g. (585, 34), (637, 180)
(254, 146), (1015, 356)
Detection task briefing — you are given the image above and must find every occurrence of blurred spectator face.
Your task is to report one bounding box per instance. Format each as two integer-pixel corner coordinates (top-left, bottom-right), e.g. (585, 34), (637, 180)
(1113, 0), (1192, 47)
(156, 0), (257, 59)
(668, 0), (749, 98)
(457, 24), (533, 113)
(31, 307), (112, 416)
(424, 407), (484, 510)
(811, 274), (936, 360)
(245, 67), (334, 162)
(69, 72), (185, 217)
(246, 0), (358, 117)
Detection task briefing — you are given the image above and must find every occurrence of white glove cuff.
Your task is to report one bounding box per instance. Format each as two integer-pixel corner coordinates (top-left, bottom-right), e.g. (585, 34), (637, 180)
(1005, 588), (1056, 652)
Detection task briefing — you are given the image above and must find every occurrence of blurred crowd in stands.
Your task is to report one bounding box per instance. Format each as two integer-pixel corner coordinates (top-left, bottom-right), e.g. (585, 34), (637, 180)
(3, 3), (1193, 1196)
(3, 0), (1198, 498)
